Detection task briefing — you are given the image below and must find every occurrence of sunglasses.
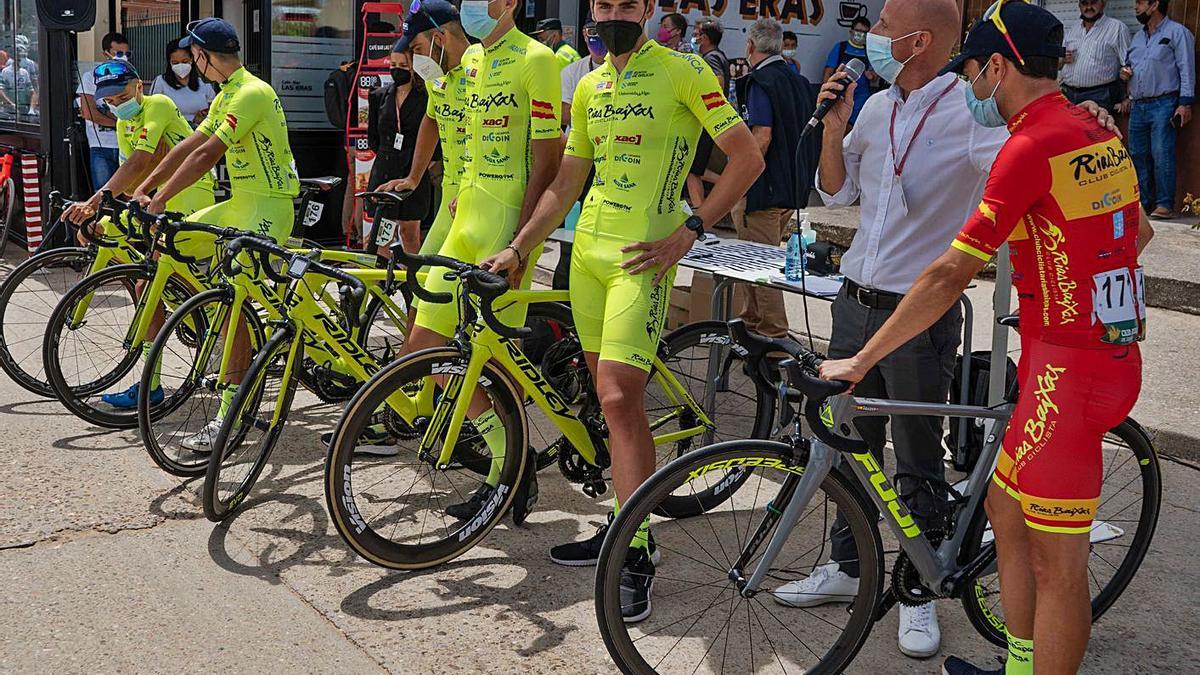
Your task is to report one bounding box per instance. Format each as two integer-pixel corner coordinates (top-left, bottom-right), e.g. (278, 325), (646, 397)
(983, 0), (1030, 66)
(111, 50), (133, 59)
(94, 60), (136, 79)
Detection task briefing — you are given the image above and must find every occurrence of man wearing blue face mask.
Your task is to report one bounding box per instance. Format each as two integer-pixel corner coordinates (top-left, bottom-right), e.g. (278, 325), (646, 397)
(781, 0), (1120, 661)
(822, 16), (877, 128)
(823, 5), (1153, 673)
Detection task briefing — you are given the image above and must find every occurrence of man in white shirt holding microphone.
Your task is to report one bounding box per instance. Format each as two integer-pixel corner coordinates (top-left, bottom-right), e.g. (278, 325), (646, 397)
(770, 0), (1117, 660)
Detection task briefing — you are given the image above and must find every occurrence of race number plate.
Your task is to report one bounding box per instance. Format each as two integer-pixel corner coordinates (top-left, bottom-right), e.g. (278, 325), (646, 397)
(374, 217), (398, 247)
(302, 201), (324, 228)
(1092, 267), (1140, 345)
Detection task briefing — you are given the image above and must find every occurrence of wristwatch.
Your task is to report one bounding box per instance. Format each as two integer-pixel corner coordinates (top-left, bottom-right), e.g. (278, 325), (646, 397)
(683, 215), (706, 241)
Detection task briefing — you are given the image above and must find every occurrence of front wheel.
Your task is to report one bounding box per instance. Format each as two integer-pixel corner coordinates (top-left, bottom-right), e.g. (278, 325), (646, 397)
(325, 346), (528, 570)
(959, 419), (1162, 647)
(596, 440), (884, 674)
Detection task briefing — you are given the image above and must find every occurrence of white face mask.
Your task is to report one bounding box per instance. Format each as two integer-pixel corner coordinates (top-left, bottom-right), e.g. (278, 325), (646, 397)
(413, 36), (447, 81)
(171, 62), (193, 79)
(782, 48), (796, 59)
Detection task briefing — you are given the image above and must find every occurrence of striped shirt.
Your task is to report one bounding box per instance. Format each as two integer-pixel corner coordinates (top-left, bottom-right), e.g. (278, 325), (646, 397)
(1128, 17), (1196, 105)
(1060, 15), (1129, 89)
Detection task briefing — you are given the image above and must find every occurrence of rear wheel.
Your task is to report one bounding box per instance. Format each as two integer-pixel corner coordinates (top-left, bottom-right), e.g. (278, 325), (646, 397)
(0, 247), (95, 397)
(43, 263), (195, 428)
(202, 325), (300, 522)
(325, 346), (527, 570)
(138, 287), (267, 477)
(960, 419), (1162, 647)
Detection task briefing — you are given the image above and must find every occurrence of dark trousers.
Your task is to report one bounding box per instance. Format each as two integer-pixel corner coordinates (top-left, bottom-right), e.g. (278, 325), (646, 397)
(827, 281), (962, 576)
(1062, 81), (1123, 114)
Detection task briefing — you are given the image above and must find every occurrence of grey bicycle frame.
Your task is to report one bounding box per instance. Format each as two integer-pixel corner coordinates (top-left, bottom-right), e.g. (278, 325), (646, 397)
(742, 394), (1013, 596)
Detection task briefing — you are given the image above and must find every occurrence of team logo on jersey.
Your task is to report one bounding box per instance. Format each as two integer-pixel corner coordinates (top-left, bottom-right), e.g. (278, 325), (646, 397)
(468, 91), (517, 112)
(433, 103), (466, 123)
(225, 113), (238, 130)
(531, 99), (555, 120)
(701, 92), (725, 110)
(613, 173), (636, 190)
(613, 153), (641, 165)
(484, 148), (511, 165)
(491, 57), (517, 69)
(615, 134), (642, 145)
(432, 78), (447, 91)
(480, 131), (511, 143)
(465, 66), (478, 78)
(1048, 138), (1136, 219)
(231, 157), (250, 170)
(595, 80), (614, 91)
(482, 116), (510, 128)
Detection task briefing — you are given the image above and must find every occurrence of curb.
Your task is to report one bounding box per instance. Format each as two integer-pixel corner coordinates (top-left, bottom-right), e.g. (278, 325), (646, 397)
(813, 221), (1200, 317)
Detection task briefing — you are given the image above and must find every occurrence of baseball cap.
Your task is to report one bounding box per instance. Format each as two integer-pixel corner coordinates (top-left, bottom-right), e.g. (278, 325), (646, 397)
(532, 18), (563, 34)
(940, 1), (1065, 76)
(93, 60), (141, 99)
(393, 0), (460, 52)
(180, 17), (241, 53)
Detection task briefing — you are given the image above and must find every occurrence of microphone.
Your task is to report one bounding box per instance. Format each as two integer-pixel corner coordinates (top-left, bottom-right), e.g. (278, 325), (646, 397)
(803, 58), (866, 137)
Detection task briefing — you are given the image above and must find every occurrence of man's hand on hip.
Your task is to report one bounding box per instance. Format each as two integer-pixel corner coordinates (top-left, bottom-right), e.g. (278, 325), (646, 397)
(621, 225), (697, 287)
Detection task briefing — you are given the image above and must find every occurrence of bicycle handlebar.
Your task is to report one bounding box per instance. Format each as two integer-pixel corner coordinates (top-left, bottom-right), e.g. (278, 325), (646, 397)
(391, 248), (531, 339)
(224, 236), (370, 329)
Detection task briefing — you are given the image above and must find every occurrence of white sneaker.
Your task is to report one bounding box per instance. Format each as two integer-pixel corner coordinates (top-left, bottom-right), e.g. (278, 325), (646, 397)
(181, 418), (223, 453)
(898, 602), (941, 658)
(772, 562), (860, 608)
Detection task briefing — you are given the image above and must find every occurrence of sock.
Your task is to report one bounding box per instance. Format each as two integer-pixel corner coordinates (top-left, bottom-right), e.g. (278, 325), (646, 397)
(1005, 630), (1033, 675)
(143, 343), (161, 390)
(473, 409), (506, 487)
(217, 385), (236, 421)
(613, 497), (652, 553)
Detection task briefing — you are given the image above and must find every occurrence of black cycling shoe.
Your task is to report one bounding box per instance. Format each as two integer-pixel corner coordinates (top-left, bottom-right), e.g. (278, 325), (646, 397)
(620, 548), (656, 623)
(446, 484), (496, 521)
(942, 655), (1004, 675)
(549, 512), (661, 567)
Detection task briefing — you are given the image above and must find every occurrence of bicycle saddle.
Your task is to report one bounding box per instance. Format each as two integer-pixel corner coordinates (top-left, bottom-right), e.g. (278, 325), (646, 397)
(299, 176), (343, 192)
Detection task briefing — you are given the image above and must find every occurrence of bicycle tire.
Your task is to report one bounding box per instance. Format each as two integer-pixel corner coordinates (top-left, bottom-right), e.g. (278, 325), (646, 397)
(202, 324), (300, 522)
(0, 246), (95, 397)
(138, 287), (267, 477)
(652, 320), (776, 519)
(596, 440), (883, 674)
(959, 418), (1162, 647)
(0, 177), (16, 257)
(325, 346), (528, 570)
(43, 263), (196, 428)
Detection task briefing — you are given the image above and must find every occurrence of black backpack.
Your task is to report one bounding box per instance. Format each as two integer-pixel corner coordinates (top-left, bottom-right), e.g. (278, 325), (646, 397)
(324, 63), (355, 129)
(946, 351), (1018, 472)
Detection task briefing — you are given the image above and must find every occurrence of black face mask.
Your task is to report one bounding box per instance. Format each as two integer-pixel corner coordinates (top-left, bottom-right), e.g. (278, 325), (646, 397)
(391, 68), (411, 86)
(1135, 11), (1151, 24)
(596, 20), (644, 57)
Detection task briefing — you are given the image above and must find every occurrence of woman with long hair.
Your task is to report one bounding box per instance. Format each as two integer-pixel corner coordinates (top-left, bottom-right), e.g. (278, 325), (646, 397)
(148, 38), (216, 126)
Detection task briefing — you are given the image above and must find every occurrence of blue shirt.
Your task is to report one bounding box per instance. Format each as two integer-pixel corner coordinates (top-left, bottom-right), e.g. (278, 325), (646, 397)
(747, 82), (772, 127)
(825, 41), (872, 123)
(1128, 17), (1196, 105)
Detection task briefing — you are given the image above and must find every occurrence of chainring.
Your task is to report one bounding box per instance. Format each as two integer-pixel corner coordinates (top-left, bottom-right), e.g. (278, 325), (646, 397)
(892, 552), (940, 607)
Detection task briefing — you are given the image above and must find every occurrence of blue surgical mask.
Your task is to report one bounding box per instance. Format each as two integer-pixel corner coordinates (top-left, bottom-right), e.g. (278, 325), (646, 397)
(112, 98), (142, 120)
(865, 30), (921, 83)
(965, 67), (1006, 128)
(460, 0), (499, 39)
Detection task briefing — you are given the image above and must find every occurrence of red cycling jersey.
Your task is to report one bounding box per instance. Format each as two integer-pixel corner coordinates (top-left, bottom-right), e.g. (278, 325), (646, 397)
(953, 93), (1145, 349)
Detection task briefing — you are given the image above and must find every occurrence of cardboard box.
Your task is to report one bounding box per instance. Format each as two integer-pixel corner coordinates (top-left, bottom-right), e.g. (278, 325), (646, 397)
(667, 286), (691, 330)
(689, 271), (715, 323)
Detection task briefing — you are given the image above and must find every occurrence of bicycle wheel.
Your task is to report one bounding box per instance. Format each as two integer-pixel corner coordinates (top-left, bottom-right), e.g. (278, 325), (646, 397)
(138, 287), (267, 477)
(596, 440), (883, 674)
(325, 346), (528, 570)
(0, 247), (95, 397)
(960, 419), (1162, 647)
(42, 263), (195, 428)
(202, 324), (300, 522)
(0, 176), (16, 257)
(651, 320), (776, 519)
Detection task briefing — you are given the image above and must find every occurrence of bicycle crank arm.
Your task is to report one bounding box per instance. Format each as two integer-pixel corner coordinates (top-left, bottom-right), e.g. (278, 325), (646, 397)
(738, 439), (838, 597)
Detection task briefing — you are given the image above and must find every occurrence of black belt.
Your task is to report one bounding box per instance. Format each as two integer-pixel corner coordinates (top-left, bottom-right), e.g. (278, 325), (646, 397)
(1062, 81), (1119, 94)
(845, 279), (903, 310)
(1134, 91), (1179, 103)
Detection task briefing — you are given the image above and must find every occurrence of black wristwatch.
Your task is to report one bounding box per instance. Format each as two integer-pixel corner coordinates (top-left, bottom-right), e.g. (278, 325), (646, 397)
(683, 215), (706, 241)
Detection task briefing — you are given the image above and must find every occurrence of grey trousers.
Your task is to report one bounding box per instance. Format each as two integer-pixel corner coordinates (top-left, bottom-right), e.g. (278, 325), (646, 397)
(826, 281), (962, 576)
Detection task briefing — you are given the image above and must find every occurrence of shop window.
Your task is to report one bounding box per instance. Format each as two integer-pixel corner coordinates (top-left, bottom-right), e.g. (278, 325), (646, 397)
(0, 0), (40, 128)
(272, 0), (355, 129)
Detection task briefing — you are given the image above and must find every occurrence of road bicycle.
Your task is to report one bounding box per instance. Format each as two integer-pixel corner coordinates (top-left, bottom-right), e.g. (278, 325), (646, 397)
(595, 319), (1160, 673)
(322, 250), (778, 572)
(0, 178), (342, 399)
(0, 143), (21, 256)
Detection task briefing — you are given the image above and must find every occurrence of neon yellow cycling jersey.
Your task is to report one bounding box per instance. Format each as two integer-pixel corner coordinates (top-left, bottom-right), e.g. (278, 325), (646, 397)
(117, 93), (215, 214)
(457, 27), (561, 209)
(426, 63), (468, 190)
(198, 67), (299, 199)
(565, 41), (742, 244)
(554, 43), (581, 70)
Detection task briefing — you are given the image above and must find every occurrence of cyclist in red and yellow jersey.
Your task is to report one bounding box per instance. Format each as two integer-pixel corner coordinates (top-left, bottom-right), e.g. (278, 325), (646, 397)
(819, 5), (1153, 675)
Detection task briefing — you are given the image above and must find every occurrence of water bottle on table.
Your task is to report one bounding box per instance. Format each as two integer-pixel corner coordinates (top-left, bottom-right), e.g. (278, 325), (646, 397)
(785, 213), (817, 281)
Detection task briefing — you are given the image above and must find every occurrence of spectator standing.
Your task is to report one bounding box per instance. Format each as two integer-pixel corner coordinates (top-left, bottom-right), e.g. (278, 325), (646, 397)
(366, 45), (432, 257)
(1060, 0), (1129, 112)
(656, 13), (687, 52)
(734, 18), (819, 338)
(1122, 0), (1195, 218)
(782, 31), (802, 74)
(78, 33), (131, 190)
(686, 18), (730, 209)
(823, 16), (876, 127)
(553, 22), (606, 289)
(0, 58), (34, 116)
(149, 38), (217, 127)
(533, 18), (580, 70)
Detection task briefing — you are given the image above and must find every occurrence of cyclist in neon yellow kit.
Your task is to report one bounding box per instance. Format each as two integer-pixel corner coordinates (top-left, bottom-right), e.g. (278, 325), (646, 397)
(135, 18), (300, 451)
(483, 0), (762, 621)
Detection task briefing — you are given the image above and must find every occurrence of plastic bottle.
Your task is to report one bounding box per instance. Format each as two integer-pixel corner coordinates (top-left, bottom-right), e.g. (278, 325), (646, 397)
(799, 213), (817, 270)
(785, 219), (803, 281)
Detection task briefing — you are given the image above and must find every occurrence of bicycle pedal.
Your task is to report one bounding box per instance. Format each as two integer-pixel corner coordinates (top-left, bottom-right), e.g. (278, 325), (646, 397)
(582, 479), (607, 498)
